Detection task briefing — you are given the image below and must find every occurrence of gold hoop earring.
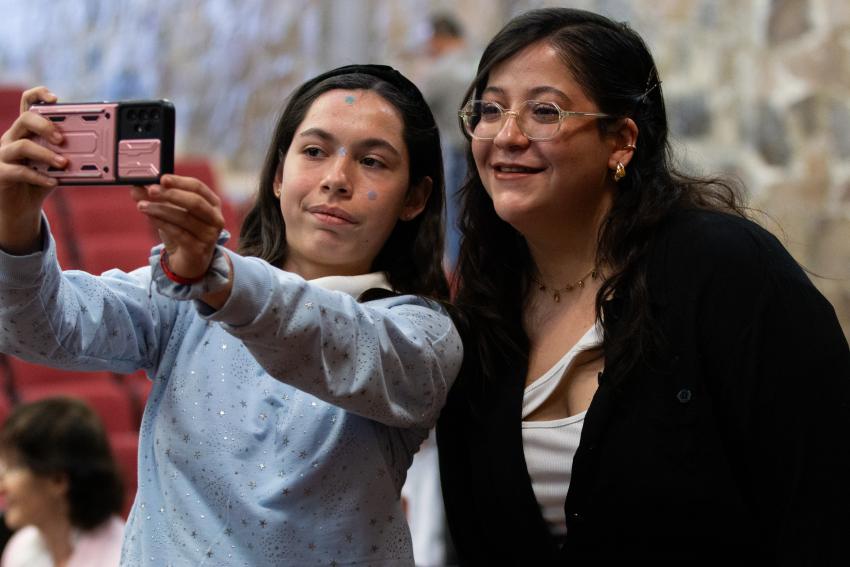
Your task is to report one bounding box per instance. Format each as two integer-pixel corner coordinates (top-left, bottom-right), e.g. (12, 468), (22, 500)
(614, 162), (626, 182)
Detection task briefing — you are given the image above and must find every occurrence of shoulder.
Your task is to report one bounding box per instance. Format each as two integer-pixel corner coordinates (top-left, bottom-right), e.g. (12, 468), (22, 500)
(658, 208), (780, 261)
(646, 209), (847, 349)
(650, 208), (806, 290)
(1, 527), (49, 567)
(70, 516), (124, 567)
(367, 293), (460, 342)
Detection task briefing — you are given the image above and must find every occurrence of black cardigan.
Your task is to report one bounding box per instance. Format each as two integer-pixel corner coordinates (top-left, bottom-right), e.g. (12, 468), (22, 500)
(437, 209), (850, 566)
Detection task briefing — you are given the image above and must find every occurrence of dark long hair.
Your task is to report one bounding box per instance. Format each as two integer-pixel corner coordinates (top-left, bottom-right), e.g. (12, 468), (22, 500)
(452, 8), (746, 389)
(0, 397), (124, 530)
(239, 65), (449, 300)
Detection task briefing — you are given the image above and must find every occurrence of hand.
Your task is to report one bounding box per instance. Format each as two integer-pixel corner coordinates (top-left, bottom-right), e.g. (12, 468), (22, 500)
(0, 86), (67, 254)
(132, 174), (226, 280)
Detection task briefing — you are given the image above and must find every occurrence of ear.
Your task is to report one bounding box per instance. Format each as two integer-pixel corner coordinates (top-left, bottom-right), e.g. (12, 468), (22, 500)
(606, 117), (639, 170)
(400, 176), (432, 222)
(47, 472), (69, 498)
(273, 165), (283, 199)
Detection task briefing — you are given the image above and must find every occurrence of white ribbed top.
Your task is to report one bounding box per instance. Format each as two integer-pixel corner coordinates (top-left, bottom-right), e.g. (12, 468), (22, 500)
(522, 325), (601, 537)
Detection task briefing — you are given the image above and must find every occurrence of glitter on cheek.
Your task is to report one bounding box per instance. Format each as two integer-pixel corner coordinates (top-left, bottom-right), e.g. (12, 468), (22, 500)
(367, 190), (378, 201)
(338, 147), (346, 157)
(344, 95), (355, 105)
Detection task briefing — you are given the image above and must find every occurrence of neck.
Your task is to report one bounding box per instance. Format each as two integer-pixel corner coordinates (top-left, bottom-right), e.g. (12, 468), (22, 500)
(515, 183), (613, 286)
(523, 209), (605, 288)
(282, 258), (369, 281)
(527, 235), (597, 287)
(38, 513), (74, 567)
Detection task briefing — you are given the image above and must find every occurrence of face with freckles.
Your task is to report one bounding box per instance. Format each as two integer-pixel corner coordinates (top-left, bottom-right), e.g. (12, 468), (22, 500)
(275, 89), (429, 279)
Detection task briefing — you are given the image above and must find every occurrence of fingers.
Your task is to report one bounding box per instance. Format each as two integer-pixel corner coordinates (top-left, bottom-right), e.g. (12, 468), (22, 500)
(136, 175), (228, 279)
(0, 161), (58, 189)
(0, 136), (67, 171)
(20, 86), (58, 114)
(161, 174), (221, 208)
(139, 198), (221, 243)
(147, 215), (196, 250)
(1, 107), (63, 148)
(129, 184), (155, 204)
(145, 215), (214, 280)
(134, 175), (224, 234)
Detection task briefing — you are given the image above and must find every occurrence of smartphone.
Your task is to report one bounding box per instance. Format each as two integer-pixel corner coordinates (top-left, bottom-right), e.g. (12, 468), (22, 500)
(30, 100), (175, 185)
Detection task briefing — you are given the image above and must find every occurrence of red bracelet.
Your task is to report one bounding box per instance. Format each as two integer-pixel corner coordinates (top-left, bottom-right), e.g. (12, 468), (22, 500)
(159, 249), (205, 285)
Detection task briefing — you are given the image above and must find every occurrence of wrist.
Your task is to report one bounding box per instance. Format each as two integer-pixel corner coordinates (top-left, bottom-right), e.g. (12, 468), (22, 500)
(151, 245), (232, 301)
(159, 250), (206, 285)
(0, 212), (43, 255)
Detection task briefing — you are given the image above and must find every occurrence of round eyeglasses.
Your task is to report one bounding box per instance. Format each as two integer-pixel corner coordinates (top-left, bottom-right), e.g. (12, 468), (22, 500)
(459, 99), (613, 141)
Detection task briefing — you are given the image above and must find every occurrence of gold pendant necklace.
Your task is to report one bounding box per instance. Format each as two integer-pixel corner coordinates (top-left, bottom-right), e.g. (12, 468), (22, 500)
(530, 268), (597, 303)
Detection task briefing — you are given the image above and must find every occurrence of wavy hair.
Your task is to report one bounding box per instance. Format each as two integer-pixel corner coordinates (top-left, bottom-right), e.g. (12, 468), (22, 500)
(452, 8), (746, 389)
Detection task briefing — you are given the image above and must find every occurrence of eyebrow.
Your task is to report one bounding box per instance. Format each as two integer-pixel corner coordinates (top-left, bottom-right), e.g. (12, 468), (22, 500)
(481, 85), (573, 104)
(298, 128), (401, 158)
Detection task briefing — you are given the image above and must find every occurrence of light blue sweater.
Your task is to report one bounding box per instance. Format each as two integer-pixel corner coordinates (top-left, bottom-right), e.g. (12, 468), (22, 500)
(0, 221), (462, 566)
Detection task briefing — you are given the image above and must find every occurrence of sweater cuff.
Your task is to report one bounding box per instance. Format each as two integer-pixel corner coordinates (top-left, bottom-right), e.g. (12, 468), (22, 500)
(198, 251), (279, 327)
(150, 231), (232, 300)
(0, 215), (54, 288)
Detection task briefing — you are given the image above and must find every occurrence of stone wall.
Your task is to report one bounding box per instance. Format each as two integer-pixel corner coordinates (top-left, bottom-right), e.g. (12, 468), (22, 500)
(1, 0), (847, 337)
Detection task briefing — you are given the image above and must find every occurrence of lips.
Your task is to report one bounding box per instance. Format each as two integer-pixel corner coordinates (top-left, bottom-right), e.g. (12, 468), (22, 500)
(492, 162), (545, 174)
(307, 204), (357, 225)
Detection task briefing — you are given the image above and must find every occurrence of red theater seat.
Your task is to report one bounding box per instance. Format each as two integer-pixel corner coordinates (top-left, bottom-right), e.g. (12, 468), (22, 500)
(0, 392), (11, 426)
(58, 185), (155, 240)
(49, 185), (157, 274)
(0, 86), (24, 133)
(7, 358), (137, 433)
(78, 234), (156, 275)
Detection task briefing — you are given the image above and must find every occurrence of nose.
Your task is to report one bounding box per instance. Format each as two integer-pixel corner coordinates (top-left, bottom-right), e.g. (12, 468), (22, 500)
(321, 154), (353, 197)
(493, 111), (530, 150)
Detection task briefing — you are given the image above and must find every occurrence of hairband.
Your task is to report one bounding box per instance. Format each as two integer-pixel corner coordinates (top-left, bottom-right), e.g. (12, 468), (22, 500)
(299, 64), (429, 109)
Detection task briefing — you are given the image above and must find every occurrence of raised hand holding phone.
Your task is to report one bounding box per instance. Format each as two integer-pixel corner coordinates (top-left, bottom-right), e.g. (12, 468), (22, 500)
(132, 175), (232, 306)
(0, 87), (65, 254)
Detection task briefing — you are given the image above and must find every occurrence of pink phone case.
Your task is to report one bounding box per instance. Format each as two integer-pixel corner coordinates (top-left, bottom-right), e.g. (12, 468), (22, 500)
(30, 100), (174, 185)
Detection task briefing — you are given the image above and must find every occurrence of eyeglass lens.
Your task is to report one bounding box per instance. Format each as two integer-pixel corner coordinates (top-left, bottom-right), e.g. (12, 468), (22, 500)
(464, 101), (561, 140)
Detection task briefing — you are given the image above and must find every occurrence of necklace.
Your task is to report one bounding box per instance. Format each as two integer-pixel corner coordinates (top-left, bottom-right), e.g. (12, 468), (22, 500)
(530, 268), (597, 303)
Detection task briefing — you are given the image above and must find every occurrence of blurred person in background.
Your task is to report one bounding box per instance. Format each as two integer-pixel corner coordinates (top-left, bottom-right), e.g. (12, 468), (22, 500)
(0, 397), (124, 567)
(418, 13), (478, 269)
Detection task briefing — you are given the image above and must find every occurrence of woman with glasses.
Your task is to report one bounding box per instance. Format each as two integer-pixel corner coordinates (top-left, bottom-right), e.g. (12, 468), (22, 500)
(438, 7), (850, 565)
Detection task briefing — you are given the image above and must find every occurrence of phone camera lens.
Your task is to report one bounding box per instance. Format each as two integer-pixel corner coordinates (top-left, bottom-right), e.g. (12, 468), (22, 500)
(138, 110), (149, 121)
(135, 124), (145, 133)
(127, 110), (137, 121)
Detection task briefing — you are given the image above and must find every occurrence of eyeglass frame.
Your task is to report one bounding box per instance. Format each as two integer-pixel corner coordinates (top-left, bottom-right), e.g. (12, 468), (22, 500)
(458, 99), (615, 141)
